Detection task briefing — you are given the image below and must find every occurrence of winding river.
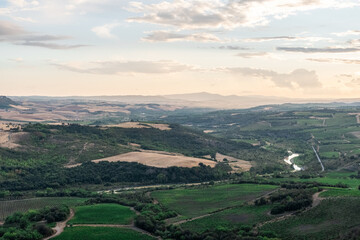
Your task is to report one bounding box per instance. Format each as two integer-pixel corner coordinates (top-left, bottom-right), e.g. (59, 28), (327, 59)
(284, 151), (303, 171)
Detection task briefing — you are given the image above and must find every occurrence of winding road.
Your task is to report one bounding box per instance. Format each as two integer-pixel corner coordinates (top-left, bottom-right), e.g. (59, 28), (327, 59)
(43, 209), (75, 240)
(252, 190), (326, 233)
(42, 207), (160, 240)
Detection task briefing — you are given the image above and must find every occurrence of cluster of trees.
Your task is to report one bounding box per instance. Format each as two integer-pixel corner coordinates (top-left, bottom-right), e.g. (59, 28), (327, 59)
(0, 205), (69, 240)
(1, 161), (231, 191)
(269, 188), (316, 215)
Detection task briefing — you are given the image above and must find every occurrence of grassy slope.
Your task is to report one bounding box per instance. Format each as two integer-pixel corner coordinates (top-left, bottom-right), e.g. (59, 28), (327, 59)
(260, 198), (360, 240)
(181, 204), (274, 233)
(53, 227), (155, 240)
(152, 184), (278, 218)
(0, 197), (87, 221)
(68, 204), (136, 225)
(165, 108), (360, 171)
(320, 187), (360, 197)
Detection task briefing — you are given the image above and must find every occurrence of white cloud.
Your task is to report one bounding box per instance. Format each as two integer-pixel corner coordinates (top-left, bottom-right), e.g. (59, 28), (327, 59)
(0, 20), (87, 49)
(92, 23), (119, 39)
(8, 57), (23, 62)
(53, 60), (196, 74)
(143, 31), (221, 42)
(223, 67), (321, 89)
(332, 30), (360, 37)
(127, 0), (360, 30)
(235, 52), (268, 58)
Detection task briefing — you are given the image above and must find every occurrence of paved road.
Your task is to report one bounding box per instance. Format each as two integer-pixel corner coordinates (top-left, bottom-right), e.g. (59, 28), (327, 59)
(312, 145), (325, 172)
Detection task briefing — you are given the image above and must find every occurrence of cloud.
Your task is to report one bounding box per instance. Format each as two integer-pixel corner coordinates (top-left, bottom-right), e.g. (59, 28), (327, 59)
(307, 58), (360, 64)
(92, 23), (119, 39)
(16, 41), (87, 49)
(332, 30), (360, 37)
(7, 0), (39, 8)
(0, 20), (26, 36)
(218, 45), (248, 50)
(236, 52), (268, 58)
(243, 36), (298, 42)
(338, 74), (360, 87)
(0, 20), (87, 49)
(127, 0), (360, 30)
(242, 36), (332, 43)
(277, 46), (360, 53)
(8, 57), (23, 62)
(348, 39), (360, 46)
(224, 67), (321, 89)
(143, 31), (221, 42)
(52, 60), (195, 74)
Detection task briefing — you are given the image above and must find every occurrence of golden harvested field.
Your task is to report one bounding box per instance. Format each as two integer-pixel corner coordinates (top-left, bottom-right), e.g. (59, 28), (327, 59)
(67, 150), (217, 168)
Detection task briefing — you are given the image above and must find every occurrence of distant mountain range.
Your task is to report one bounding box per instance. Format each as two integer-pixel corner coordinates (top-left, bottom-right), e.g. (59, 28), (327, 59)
(10, 93), (360, 109)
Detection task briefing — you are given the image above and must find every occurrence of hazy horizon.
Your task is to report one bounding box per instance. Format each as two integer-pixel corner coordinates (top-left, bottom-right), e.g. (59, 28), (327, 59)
(1, 0), (360, 98)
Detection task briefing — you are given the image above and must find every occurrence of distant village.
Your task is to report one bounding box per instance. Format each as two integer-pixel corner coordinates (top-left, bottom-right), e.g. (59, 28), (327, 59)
(0, 122), (22, 131)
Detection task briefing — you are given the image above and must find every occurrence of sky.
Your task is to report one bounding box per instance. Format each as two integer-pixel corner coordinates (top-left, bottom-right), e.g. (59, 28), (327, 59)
(1, 0), (360, 98)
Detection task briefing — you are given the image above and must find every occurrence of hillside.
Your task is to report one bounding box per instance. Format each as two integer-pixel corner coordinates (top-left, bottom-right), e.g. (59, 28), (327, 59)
(0, 122), (253, 191)
(0, 96), (17, 109)
(162, 105), (360, 172)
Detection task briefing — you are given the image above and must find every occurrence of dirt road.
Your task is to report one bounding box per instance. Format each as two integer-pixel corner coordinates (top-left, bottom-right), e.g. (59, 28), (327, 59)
(252, 190), (326, 233)
(170, 187), (280, 226)
(43, 209), (75, 240)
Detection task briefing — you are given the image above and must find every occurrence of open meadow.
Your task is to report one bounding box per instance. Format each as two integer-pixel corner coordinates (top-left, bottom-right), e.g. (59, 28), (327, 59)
(52, 227), (155, 240)
(68, 204), (136, 225)
(152, 184), (278, 219)
(180, 204), (274, 233)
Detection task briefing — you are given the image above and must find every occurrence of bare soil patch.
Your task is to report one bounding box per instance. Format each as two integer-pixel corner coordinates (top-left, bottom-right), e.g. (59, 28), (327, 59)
(216, 153), (253, 172)
(351, 131), (360, 139)
(348, 113), (360, 124)
(0, 131), (28, 149)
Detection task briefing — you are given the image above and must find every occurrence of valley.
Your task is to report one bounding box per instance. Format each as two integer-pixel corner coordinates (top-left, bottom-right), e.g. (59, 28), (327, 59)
(0, 96), (360, 240)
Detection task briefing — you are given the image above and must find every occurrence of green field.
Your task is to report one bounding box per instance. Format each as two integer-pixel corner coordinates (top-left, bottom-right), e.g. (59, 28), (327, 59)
(181, 204), (273, 233)
(319, 151), (340, 159)
(0, 197), (87, 220)
(53, 227), (155, 240)
(271, 171), (360, 189)
(320, 187), (360, 197)
(152, 184), (278, 218)
(260, 198), (360, 240)
(68, 204), (136, 225)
